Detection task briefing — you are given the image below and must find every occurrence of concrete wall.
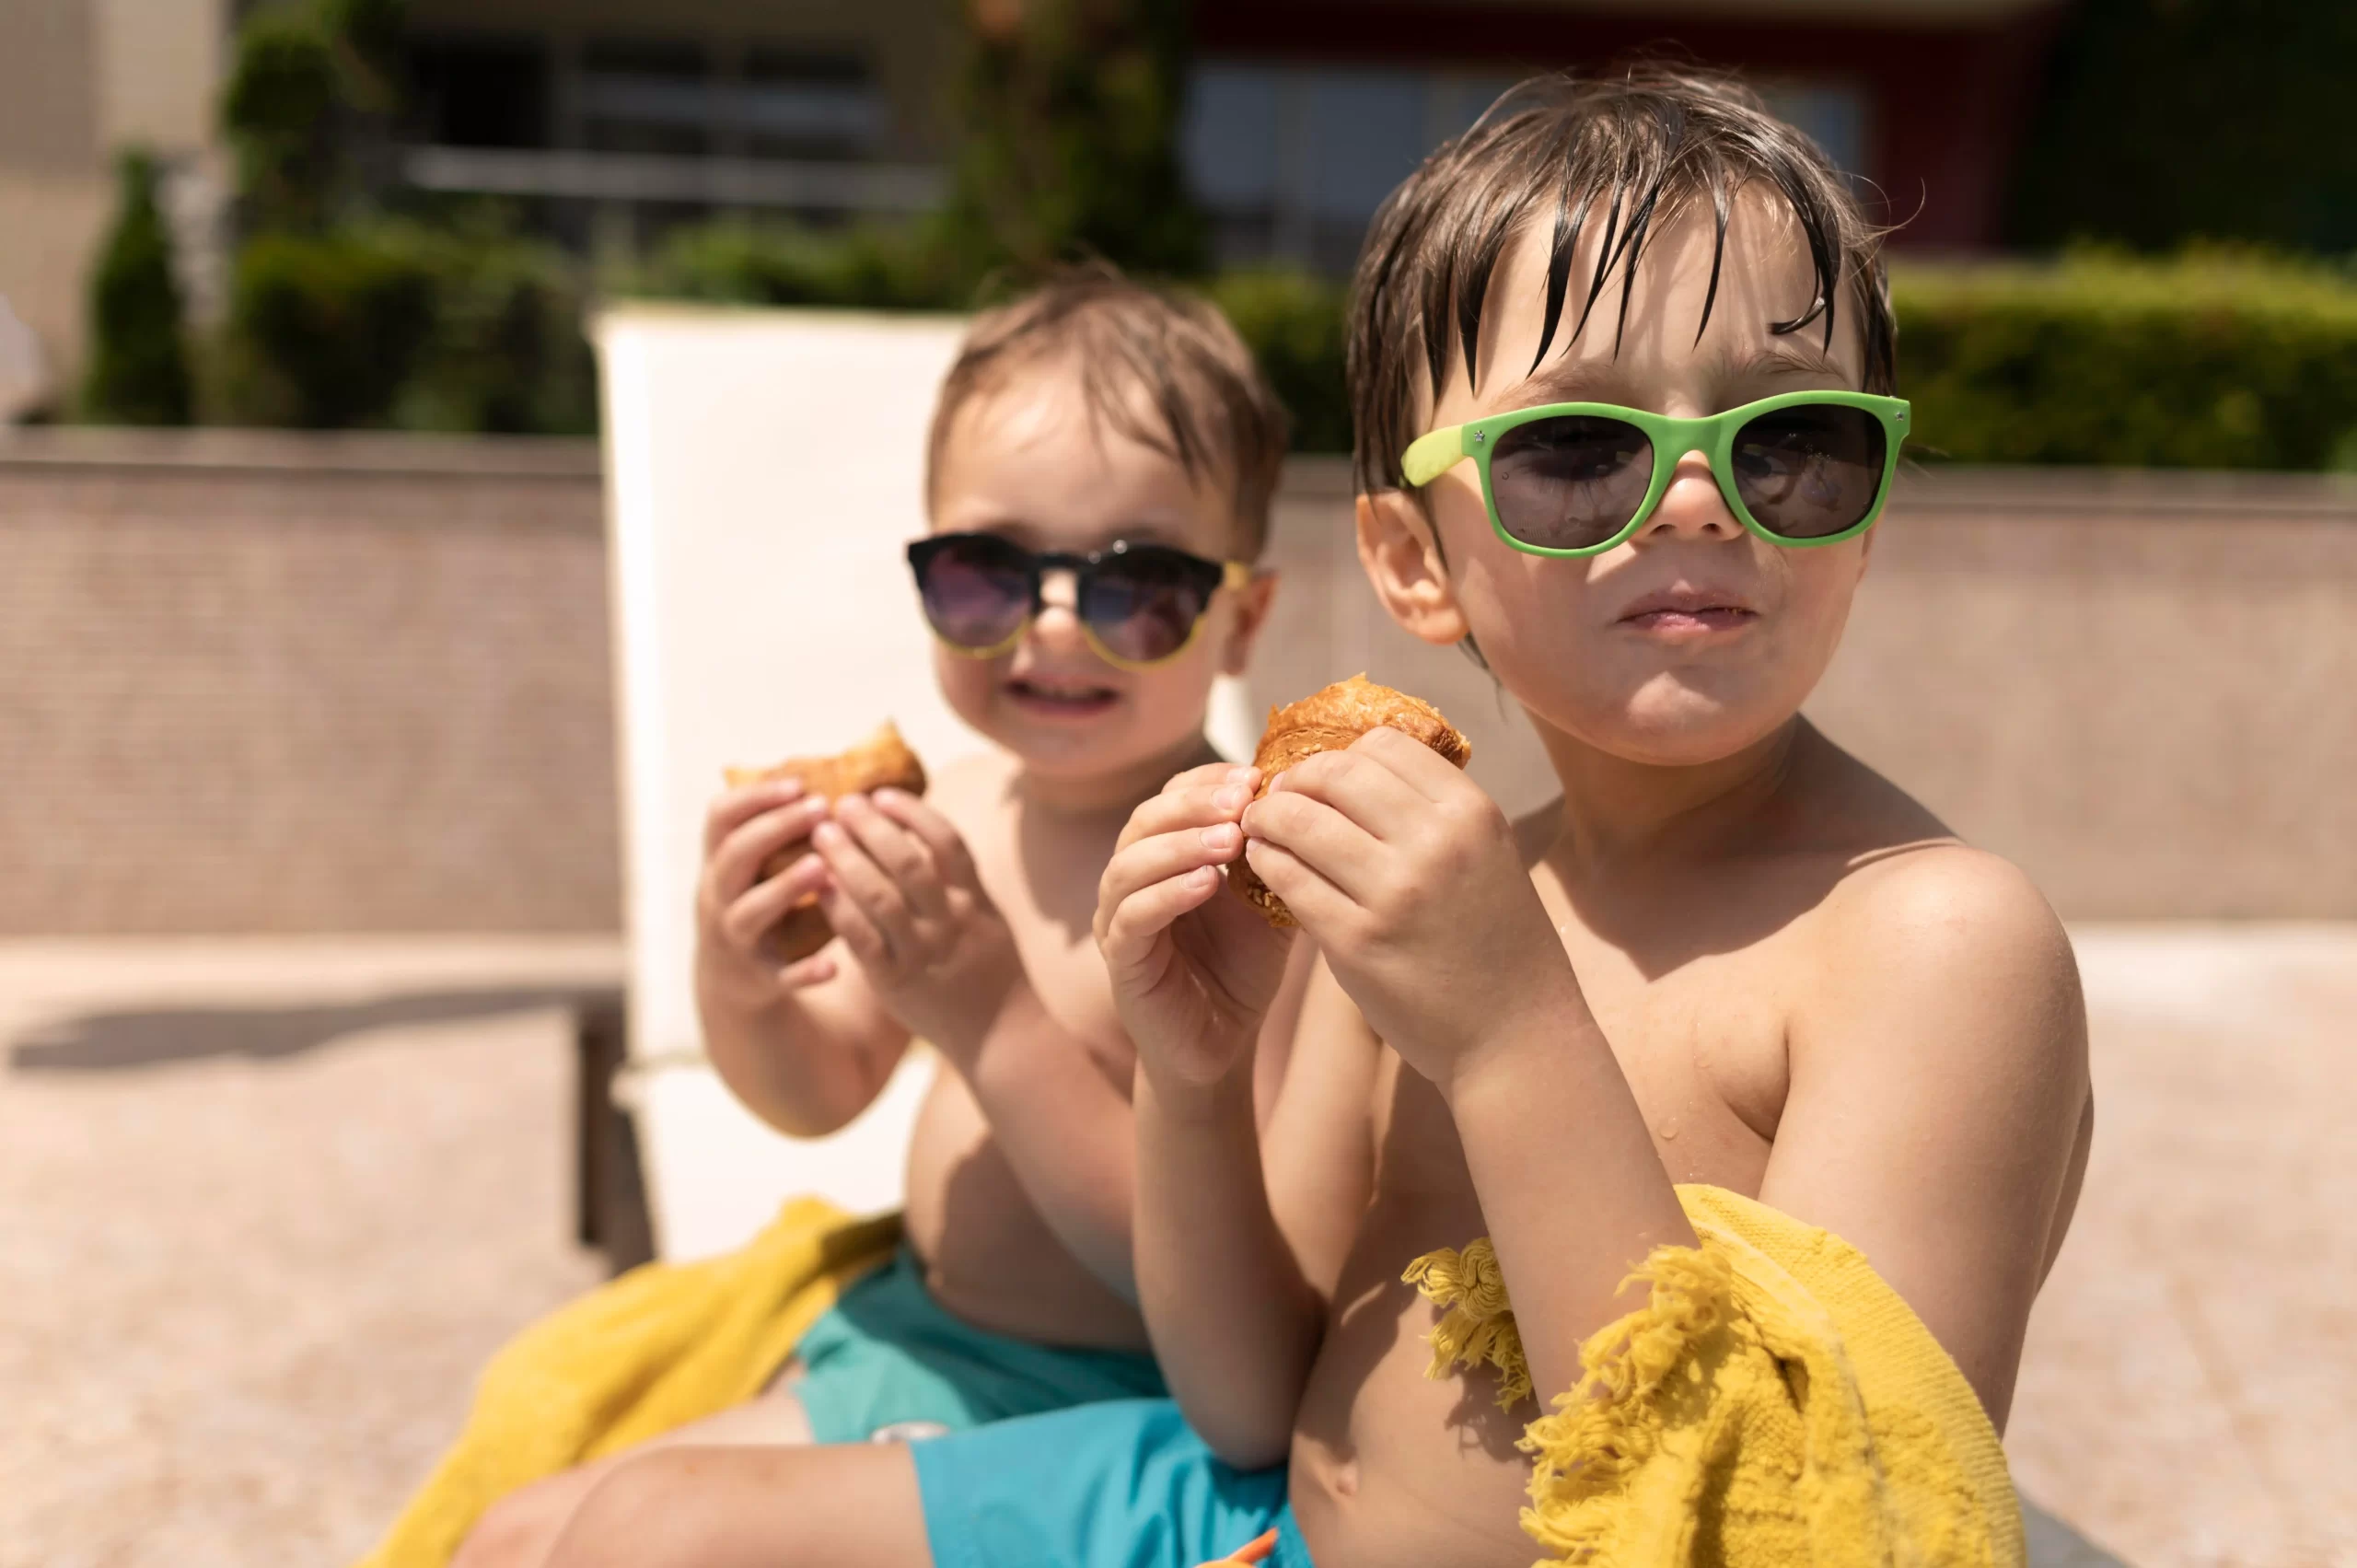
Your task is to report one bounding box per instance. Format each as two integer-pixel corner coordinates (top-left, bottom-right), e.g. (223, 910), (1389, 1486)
(3, 433), (2351, 932)
(0, 431), (617, 934)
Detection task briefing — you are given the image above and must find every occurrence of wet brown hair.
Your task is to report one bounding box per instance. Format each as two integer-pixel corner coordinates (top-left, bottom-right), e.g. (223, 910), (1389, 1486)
(926, 263), (1291, 559)
(1349, 64), (1898, 497)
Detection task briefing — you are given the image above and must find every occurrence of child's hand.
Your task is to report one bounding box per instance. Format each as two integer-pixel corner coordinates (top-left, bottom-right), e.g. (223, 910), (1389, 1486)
(1238, 726), (1580, 1093)
(808, 790), (1018, 1058)
(1095, 762), (1295, 1096)
(695, 776), (839, 1004)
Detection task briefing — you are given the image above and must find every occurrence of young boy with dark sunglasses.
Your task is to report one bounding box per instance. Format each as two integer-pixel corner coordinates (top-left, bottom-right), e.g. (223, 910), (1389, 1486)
(534, 69), (2093, 1568)
(449, 268), (1291, 1567)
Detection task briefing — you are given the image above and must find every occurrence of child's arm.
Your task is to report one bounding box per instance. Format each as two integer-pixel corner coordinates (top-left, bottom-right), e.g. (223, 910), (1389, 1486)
(1748, 851), (2088, 1428)
(1239, 728), (1696, 1405)
(695, 776), (912, 1137)
(1098, 764), (1371, 1467)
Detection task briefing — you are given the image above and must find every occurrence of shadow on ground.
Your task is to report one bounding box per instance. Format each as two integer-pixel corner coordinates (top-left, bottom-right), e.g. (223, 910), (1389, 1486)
(2025, 1500), (2131, 1566)
(7, 986), (621, 1072)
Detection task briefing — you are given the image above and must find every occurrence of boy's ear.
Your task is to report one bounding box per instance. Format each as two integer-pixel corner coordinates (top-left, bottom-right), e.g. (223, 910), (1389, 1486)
(1215, 568), (1279, 677)
(1356, 490), (1469, 648)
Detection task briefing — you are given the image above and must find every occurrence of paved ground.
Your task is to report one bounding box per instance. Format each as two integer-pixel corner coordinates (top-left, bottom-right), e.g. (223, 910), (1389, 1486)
(2, 928), (2350, 1567)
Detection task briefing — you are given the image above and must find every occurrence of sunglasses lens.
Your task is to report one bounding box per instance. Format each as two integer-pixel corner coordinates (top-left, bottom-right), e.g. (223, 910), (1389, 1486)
(914, 535), (1032, 651)
(1080, 548), (1222, 665)
(1731, 404), (1887, 540)
(1487, 414), (1655, 552)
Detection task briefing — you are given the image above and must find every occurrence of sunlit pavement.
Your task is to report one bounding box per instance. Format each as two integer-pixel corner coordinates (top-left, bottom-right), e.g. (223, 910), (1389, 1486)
(2, 927), (2349, 1567)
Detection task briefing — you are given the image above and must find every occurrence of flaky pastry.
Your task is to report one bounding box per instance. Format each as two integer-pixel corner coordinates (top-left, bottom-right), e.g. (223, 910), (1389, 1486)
(724, 722), (929, 961)
(1230, 675), (1470, 926)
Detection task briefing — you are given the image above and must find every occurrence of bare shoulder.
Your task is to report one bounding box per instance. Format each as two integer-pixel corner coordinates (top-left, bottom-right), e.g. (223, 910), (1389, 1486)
(1787, 727), (2085, 1081)
(919, 749), (1017, 836)
(1802, 837), (2088, 1132)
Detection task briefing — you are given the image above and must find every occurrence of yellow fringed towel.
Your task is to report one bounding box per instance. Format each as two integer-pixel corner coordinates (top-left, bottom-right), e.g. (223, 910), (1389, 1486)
(1406, 1185), (2023, 1568)
(355, 1198), (900, 1568)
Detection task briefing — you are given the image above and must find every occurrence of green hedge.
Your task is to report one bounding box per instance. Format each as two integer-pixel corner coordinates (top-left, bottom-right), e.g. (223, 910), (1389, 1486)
(220, 216), (594, 433)
(1890, 252), (2357, 470)
(630, 220), (964, 312)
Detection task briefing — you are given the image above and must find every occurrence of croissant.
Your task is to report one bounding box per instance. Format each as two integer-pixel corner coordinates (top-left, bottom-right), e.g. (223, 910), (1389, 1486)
(1231, 675), (1470, 926)
(724, 722), (930, 962)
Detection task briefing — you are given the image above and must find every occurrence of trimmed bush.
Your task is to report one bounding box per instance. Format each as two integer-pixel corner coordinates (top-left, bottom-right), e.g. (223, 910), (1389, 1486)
(222, 218), (592, 433)
(223, 227), (435, 427)
(632, 220), (963, 313)
(945, 0), (1206, 280)
(83, 149), (193, 426)
(221, 6), (345, 233)
(1892, 251), (2357, 470)
(1202, 271), (1350, 454)
(396, 220), (597, 436)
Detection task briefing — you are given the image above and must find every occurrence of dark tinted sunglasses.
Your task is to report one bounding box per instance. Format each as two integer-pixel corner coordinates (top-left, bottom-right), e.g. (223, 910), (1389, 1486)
(906, 532), (1252, 669)
(1401, 390), (1911, 555)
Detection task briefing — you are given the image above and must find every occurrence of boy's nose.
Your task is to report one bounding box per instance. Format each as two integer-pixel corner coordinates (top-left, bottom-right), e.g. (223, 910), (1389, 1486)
(1028, 568), (1089, 648)
(1638, 449), (1742, 542)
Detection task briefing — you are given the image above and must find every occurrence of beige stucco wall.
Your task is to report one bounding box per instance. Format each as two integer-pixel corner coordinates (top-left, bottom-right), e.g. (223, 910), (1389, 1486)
(2, 435), (2351, 932)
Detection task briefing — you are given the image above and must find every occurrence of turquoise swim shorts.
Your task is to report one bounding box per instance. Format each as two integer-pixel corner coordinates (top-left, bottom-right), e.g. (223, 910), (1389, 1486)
(911, 1397), (1311, 1568)
(788, 1248), (1167, 1445)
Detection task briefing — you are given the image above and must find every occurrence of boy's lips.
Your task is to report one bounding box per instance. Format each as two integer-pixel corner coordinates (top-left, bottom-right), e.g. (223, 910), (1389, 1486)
(1615, 587), (1760, 635)
(1004, 675), (1123, 717)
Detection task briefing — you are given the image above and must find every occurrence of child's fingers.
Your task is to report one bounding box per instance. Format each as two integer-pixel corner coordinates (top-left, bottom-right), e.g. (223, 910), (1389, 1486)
(1240, 790), (1384, 905)
(703, 777), (807, 854)
(1266, 747), (1431, 841)
(1115, 767), (1260, 853)
(868, 790), (978, 888)
(816, 872), (893, 970)
(707, 796), (830, 904)
(1347, 725), (1468, 802)
(831, 795), (946, 915)
(812, 821), (911, 957)
(775, 950), (838, 990)
(719, 854), (830, 952)
(1097, 865), (1225, 970)
(1097, 823), (1246, 935)
(1240, 838), (1353, 934)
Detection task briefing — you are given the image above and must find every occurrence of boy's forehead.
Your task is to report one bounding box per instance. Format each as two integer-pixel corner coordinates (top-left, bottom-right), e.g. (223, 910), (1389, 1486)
(934, 366), (1243, 552)
(1442, 188), (1862, 417)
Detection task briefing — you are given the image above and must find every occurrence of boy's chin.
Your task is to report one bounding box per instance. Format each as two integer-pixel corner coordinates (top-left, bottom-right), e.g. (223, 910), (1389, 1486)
(1550, 689), (1805, 769)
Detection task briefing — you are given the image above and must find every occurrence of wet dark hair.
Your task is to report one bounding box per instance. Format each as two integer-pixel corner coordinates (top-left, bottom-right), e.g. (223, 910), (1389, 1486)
(1348, 64), (1898, 497)
(926, 261), (1291, 559)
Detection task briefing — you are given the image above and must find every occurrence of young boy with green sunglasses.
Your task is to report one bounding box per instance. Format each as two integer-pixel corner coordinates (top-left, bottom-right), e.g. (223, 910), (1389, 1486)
(535, 67), (2091, 1568)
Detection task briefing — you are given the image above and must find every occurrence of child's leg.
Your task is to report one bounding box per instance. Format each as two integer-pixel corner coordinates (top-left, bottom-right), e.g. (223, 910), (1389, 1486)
(543, 1440), (929, 1568)
(450, 1386), (816, 1568)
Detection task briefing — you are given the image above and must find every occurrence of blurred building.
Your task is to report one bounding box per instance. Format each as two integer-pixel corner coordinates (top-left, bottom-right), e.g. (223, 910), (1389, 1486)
(0, 0), (229, 405)
(1, 0), (2064, 389)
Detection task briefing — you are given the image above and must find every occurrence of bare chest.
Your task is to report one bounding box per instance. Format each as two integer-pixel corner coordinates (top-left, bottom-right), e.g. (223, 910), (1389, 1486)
(946, 783), (1132, 1081)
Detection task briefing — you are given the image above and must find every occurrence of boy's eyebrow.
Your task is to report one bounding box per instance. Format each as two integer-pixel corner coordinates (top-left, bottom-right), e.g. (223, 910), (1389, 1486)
(1722, 343), (1849, 382)
(1506, 356), (1630, 409)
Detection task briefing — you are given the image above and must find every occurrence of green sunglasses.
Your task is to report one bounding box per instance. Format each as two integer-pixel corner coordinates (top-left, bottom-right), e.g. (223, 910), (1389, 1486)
(1401, 389), (1910, 557)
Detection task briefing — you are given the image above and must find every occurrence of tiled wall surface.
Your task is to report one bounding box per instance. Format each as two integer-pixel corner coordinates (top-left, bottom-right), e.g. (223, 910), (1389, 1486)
(0, 432), (617, 933)
(5, 434), (2351, 931)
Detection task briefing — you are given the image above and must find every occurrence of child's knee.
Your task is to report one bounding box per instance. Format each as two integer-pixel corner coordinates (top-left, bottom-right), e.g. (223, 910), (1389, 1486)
(541, 1451), (708, 1568)
(452, 1469), (602, 1568)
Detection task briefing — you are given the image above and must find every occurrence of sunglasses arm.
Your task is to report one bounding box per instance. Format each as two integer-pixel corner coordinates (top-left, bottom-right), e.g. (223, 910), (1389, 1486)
(1400, 424), (1469, 488)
